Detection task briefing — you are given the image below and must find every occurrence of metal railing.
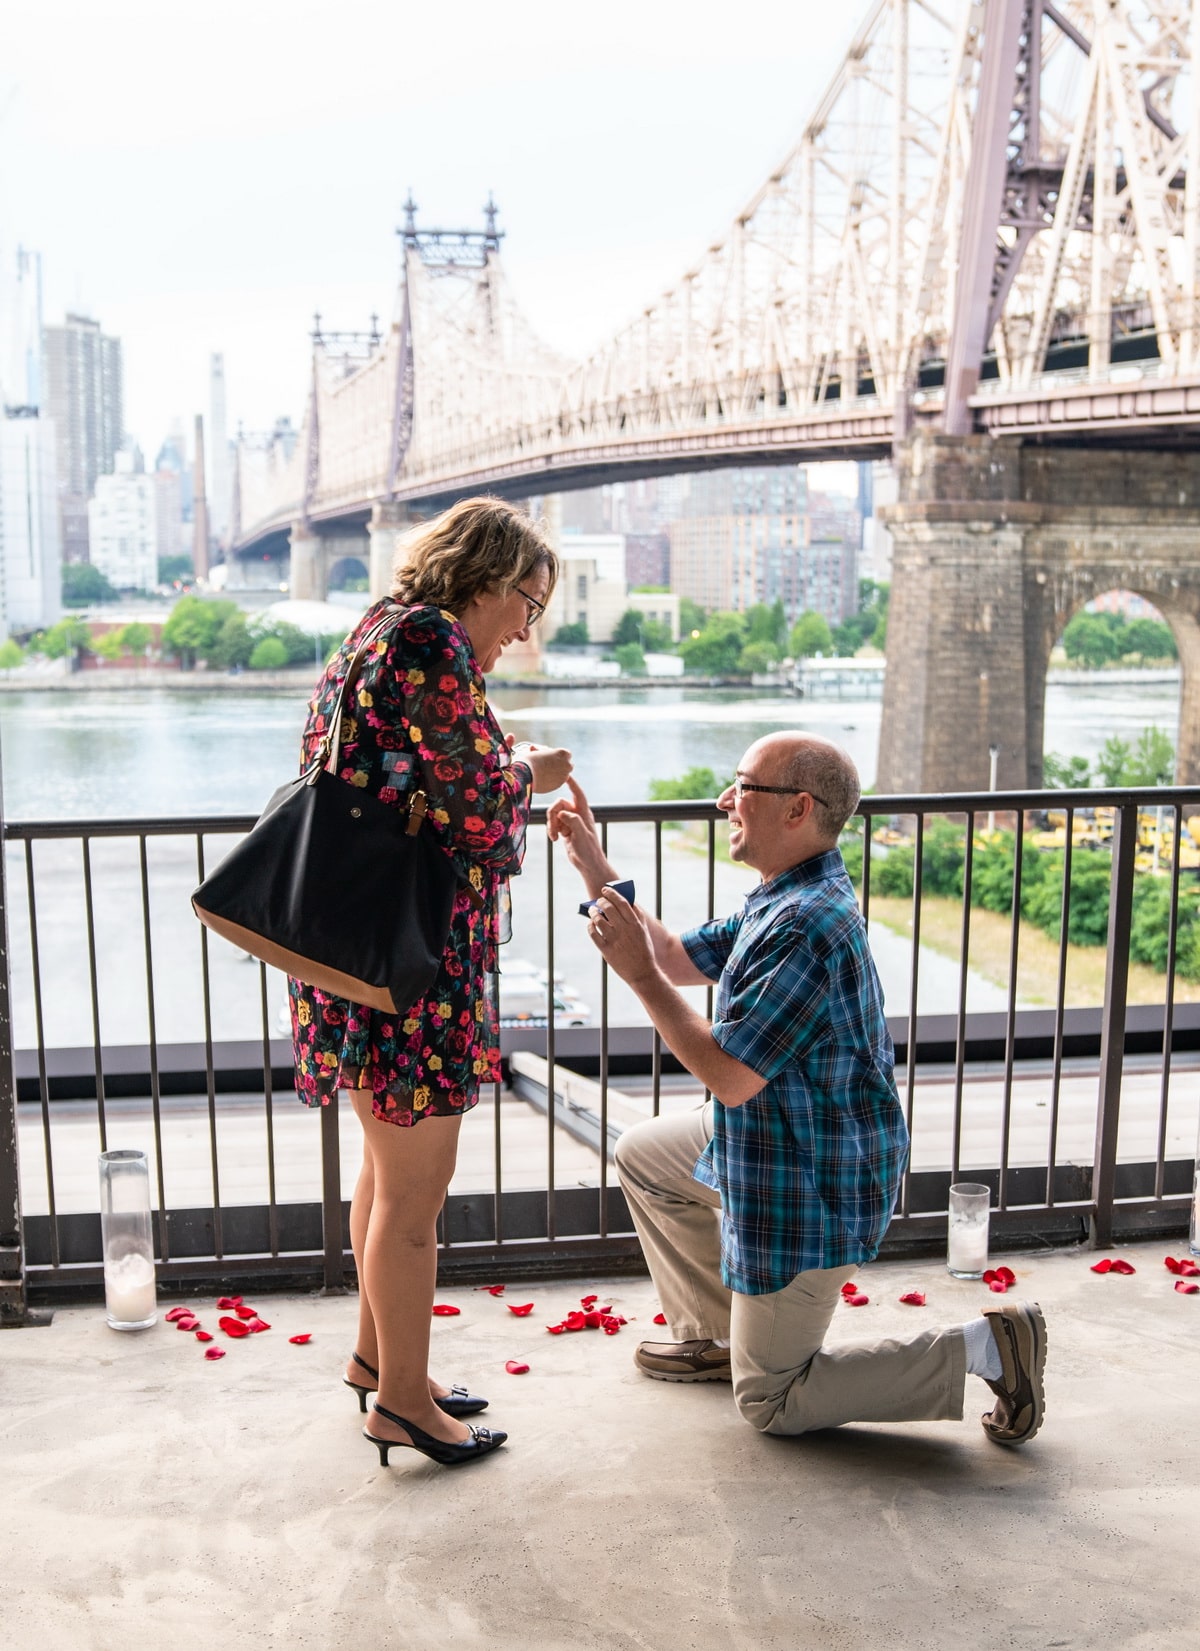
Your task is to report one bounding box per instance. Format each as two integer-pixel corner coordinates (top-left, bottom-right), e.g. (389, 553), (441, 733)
(1, 786), (1197, 1320)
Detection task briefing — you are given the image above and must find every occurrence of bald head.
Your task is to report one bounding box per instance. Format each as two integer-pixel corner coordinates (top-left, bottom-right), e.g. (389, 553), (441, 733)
(747, 733), (861, 842)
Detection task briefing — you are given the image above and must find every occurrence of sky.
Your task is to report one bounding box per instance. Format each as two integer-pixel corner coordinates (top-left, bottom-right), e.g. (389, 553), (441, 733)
(3, 0), (858, 460)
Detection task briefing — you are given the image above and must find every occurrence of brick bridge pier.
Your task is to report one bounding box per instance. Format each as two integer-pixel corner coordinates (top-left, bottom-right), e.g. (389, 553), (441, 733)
(878, 434), (1200, 791)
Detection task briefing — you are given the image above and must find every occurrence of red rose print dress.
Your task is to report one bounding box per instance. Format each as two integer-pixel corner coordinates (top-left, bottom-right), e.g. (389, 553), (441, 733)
(288, 601), (532, 1126)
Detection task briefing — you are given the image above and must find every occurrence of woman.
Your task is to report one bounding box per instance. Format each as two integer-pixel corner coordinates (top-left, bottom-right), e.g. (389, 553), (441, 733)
(290, 497), (571, 1468)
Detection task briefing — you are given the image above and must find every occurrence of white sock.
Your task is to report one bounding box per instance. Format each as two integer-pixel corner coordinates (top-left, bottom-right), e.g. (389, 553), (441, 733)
(963, 1315), (1003, 1381)
(711, 1337), (731, 1348)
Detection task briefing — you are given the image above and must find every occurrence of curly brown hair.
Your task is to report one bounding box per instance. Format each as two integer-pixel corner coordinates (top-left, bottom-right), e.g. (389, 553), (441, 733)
(391, 497), (558, 614)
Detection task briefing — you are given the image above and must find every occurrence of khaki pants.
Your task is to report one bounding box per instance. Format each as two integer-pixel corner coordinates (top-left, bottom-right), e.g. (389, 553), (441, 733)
(614, 1103), (967, 1435)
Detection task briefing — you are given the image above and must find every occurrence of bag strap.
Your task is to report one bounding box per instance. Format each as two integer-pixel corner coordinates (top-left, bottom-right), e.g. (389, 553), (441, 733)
(307, 603), (407, 784)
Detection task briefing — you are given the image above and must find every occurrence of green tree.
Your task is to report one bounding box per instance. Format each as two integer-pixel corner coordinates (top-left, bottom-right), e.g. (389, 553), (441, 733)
(211, 610), (253, 670)
(1094, 735), (1132, 786)
(1121, 617), (1177, 661)
(640, 617), (672, 651)
(613, 641), (647, 675)
(746, 600), (787, 649)
(92, 627), (126, 661)
(62, 562), (118, 607)
(1061, 612), (1121, 668)
(648, 766), (730, 802)
(679, 612), (747, 675)
(162, 595), (237, 668)
(789, 611), (833, 658)
(1043, 752), (1092, 788)
(678, 598), (706, 636)
(35, 616), (92, 660)
(249, 636), (289, 670)
(0, 639), (24, 670)
(121, 621), (153, 657)
(1125, 726), (1175, 786)
(548, 620), (588, 648)
(612, 610), (645, 647)
(157, 554), (194, 585)
(738, 640), (781, 674)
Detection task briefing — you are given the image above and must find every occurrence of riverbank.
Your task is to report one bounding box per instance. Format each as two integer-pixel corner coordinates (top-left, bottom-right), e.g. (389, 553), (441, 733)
(0, 667), (762, 693)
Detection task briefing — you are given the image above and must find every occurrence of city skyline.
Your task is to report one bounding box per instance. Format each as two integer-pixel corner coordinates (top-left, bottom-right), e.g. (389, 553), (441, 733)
(3, 0), (854, 456)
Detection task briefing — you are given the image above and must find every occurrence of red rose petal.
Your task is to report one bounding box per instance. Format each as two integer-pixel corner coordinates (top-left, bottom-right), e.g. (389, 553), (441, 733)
(583, 1310), (603, 1328)
(546, 1323), (567, 1335)
(204, 1347), (226, 1360)
(431, 1304), (461, 1316)
(652, 1312), (667, 1326)
(1164, 1256), (1184, 1274)
(1110, 1259), (1136, 1275)
(845, 1292), (869, 1306)
(840, 1280), (859, 1297)
(981, 1269), (998, 1284)
(164, 1306), (191, 1322)
(580, 1295), (598, 1306)
(246, 1317), (271, 1332)
(898, 1291), (926, 1306)
(1174, 1279), (1199, 1294)
(216, 1296), (242, 1310)
(485, 1285), (506, 1296)
(1184, 1261), (1200, 1277)
(988, 1280), (1009, 1293)
(234, 1304), (257, 1320)
(174, 1316), (199, 1332)
(507, 1302), (535, 1316)
(218, 1315), (251, 1338)
(996, 1266), (1016, 1284)
(505, 1359), (530, 1374)
(288, 1333), (312, 1345)
(195, 1329), (213, 1342)
(564, 1311), (587, 1330)
(1091, 1259), (1113, 1273)
(603, 1324), (621, 1335)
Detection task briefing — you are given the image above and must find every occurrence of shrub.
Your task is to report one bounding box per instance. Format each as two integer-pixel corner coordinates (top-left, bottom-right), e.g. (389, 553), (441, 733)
(249, 637), (289, 670)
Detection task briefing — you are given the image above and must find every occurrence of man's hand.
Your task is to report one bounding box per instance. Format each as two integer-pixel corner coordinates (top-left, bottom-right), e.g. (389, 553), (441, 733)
(586, 886), (656, 988)
(547, 776), (617, 896)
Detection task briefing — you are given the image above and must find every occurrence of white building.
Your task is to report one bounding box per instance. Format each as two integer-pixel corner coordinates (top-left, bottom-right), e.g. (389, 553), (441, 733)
(0, 413), (62, 636)
(88, 452), (157, 590)
(545, 551), (628, 644)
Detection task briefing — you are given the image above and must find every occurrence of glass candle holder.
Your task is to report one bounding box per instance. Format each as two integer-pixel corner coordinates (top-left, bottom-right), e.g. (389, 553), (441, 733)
(947, 1182), (991, 1279)
(99, 1149), (157, 1330)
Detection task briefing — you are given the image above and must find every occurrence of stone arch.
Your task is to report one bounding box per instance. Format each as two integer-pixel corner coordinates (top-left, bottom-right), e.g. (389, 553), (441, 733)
(327, 555), (369, 593)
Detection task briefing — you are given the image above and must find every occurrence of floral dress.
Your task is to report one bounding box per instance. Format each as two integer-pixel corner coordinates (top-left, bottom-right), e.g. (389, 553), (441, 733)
(289, 601), (532, 1126)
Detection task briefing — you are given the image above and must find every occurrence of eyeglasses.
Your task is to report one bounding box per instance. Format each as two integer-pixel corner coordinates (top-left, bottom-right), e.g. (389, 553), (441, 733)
(731, 773), (830, 807)
(516, 586), (546, 626)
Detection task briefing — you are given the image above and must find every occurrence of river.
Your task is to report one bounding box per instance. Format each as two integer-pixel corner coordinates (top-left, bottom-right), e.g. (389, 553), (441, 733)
(0, 677), (1179, 1048)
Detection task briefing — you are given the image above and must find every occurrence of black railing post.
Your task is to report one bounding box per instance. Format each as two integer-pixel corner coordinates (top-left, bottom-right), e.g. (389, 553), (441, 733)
(0, 759), (34, 1324)
(319, 1096), (346, 1291)
(1091, 802), (1137, 1248)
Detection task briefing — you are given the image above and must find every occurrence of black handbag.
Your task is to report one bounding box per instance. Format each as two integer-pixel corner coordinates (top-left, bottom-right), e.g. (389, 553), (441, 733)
(192, 604), (467, 1014)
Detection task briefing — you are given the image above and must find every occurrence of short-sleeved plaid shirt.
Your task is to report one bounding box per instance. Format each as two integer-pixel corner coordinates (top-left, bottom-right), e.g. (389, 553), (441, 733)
(682, 848), (908, 1295)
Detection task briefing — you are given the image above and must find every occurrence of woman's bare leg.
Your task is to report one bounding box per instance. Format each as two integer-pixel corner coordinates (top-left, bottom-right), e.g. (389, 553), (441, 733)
(346, 1089), (469, 1446)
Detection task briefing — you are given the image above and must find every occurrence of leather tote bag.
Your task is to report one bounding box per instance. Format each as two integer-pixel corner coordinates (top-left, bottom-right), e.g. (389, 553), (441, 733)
(192, 605), (466, 1014)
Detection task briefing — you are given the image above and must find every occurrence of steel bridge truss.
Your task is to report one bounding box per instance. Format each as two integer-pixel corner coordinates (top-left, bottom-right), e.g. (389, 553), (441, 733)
(235, 0), (1200, 545)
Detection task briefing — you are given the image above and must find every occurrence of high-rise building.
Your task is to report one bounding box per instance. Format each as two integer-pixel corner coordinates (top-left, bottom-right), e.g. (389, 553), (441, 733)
(42, 313), (124, 561)
(209, 353), (232, 551)
(667, 465), (863, 627)
(0, 247), (62, 636)
(88, 450), (156, 591)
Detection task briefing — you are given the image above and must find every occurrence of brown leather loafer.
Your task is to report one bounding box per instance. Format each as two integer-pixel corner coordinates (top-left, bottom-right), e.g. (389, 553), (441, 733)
(980, 1300), (1047, 1445)
(634, 1338), (733, 1382)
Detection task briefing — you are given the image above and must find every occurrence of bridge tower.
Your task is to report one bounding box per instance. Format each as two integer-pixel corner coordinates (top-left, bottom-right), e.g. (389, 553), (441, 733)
(878, 0), (1200, 791)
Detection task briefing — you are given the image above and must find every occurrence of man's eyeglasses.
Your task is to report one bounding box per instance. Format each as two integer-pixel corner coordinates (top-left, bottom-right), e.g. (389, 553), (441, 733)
(516, 586), (546, 626)
(731, 773), (830, 807)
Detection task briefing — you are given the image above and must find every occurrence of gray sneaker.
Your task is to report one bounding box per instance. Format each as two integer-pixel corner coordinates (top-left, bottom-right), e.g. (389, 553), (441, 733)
(980, 1300), (1047, 1445)
(634, 1338), (733, 1383)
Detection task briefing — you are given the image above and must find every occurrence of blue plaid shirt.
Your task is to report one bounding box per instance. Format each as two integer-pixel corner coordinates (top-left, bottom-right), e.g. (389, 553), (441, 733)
(682, 848), (908, 1295)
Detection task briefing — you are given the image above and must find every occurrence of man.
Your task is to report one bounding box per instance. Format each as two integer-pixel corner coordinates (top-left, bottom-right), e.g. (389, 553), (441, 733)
(546, 733), (1046, 1445)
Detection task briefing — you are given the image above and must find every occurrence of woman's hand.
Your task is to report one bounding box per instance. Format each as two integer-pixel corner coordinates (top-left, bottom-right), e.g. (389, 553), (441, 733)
(524, 744), (573, 793)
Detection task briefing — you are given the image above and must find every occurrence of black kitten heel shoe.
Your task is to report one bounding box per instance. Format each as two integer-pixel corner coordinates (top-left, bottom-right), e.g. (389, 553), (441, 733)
(343, 1352), (378, 1414)
(344, 1354), (488, 1418)
(363, 1402), (507, 1468)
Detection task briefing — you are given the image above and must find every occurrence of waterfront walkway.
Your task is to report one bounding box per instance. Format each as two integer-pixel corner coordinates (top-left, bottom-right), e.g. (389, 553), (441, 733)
(4, 1241), (1198, 1650)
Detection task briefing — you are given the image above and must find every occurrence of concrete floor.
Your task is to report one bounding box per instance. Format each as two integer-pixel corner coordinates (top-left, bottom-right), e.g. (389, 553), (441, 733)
(3, 1243), (1199, 1651)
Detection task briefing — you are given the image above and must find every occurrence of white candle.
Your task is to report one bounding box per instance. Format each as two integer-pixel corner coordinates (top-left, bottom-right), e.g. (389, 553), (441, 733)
(948, 1224), (989, 1277)
(105, 1251), (157, 1327)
